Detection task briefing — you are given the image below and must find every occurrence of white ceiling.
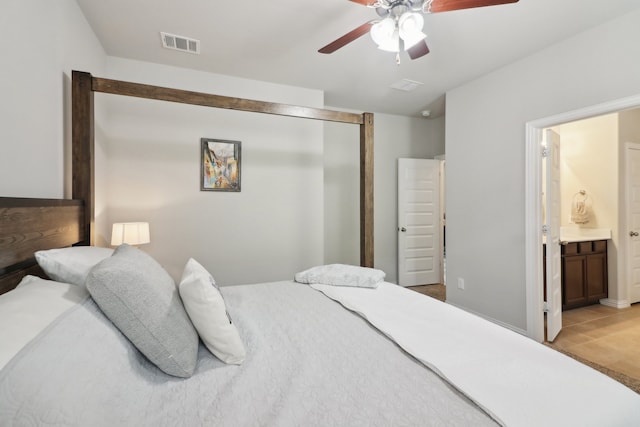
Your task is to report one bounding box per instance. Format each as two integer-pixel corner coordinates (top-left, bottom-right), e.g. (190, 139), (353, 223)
(75, 0), (640, 118)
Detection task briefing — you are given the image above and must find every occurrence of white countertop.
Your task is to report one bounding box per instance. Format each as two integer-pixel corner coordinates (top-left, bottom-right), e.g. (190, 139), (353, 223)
(559, 227), (611, 243)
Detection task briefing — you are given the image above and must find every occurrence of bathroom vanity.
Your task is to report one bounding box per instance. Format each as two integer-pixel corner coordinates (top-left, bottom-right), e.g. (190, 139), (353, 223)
(561, 240), (608, 310)
(544, 228), (611, 311)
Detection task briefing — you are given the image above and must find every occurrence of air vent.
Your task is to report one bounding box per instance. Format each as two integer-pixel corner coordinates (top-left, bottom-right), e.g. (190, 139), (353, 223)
(160, 32), (200, 54)
(390, 79), (424, 92)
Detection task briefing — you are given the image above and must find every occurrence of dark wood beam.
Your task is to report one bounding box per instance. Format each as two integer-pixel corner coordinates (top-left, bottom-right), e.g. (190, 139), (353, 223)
(72, 70), (95, 245)
(360, 112), (374, 267)
(91, 77), (364, 125)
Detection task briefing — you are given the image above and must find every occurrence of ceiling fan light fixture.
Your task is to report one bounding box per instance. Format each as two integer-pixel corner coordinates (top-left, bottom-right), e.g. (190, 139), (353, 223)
(371, 18), (400, 52)
(399, 12), (423, 32)
(370, 17), (394, 45)
(377, 30), (400, 52)
(398, 12), (426, 50)
(402, 30), (427, 50)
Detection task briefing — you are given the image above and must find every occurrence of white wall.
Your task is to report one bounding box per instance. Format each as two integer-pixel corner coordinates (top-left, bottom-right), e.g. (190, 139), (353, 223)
(0, 0), (105, 198)
(324, 113), (445, 283)
(324, 121), (360, 266)
(99, 58), (325, 283)
(556, 115), (618, 230)
(445, 9), (640, 331)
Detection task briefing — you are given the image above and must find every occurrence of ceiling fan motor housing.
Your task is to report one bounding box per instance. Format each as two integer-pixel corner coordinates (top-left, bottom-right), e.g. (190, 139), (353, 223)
(376, 0), (426, 18)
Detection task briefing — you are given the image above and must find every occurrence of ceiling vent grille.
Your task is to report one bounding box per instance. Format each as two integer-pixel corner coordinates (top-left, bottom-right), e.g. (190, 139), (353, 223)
(390, 79), (424, 92)
(160, 32), (200, 54)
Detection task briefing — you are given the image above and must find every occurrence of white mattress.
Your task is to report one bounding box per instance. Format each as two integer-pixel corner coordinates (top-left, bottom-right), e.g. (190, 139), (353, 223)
(0, 276), (88, 370)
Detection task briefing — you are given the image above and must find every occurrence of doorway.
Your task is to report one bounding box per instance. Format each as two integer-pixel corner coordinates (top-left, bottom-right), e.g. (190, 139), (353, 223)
(525, 94), (640, 342)
(543, 117), (618, 341)
(397, 158), (441, 286)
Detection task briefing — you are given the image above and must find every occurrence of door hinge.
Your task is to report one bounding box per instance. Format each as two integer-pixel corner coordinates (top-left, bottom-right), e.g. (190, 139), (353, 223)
(543, 301), (549, 313)
(542, 224), (549, 235)
(541, 146), (549, 158)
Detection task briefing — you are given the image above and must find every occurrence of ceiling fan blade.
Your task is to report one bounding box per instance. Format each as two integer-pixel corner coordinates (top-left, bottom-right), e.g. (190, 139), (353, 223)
(318, 21), (374, 54)
(348, 0), (375, 5)
(428, 0), (518, 13)
(407, 40), (430, 60)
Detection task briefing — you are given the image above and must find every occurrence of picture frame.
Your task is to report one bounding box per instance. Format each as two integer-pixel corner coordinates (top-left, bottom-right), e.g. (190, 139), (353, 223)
(201, 138), (241, 192)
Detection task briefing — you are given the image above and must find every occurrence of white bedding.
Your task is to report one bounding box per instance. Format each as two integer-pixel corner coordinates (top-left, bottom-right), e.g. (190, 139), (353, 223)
(0, 276), (88, 370)
(0, 281), (496, 426)
(3, 275), (639, 426)
(311, 282), (640, 427)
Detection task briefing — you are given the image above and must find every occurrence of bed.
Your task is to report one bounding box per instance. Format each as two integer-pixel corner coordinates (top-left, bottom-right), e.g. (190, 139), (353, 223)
(1, 72), (640, 426)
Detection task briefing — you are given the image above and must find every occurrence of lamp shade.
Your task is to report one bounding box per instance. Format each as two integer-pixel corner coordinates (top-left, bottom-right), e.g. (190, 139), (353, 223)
(111, 222), (151, 246)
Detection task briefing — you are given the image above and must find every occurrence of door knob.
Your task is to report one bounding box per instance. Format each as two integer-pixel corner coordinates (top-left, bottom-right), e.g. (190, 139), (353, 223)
(630, 231), (639, 237)
(400, 227), (407, 232)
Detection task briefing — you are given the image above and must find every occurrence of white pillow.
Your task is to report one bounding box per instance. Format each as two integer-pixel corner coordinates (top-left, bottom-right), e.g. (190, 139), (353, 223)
(35, 246), (114, 286)
(179, 258), (245, 365)
(294, 264), (385, 288)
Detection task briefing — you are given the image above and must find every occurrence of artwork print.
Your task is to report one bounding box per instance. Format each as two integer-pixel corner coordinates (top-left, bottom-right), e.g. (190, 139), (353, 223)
(201, 138), (241, 192)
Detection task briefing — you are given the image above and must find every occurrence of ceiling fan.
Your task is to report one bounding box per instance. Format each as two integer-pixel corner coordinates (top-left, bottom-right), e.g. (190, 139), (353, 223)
(319, 0), (519, 63)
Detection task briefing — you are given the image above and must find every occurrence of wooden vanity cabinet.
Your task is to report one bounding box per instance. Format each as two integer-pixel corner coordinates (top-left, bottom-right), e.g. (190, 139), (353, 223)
(561, 240), (608, 310)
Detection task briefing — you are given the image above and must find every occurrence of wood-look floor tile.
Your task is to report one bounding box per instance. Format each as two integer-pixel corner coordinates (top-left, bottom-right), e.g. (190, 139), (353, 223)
(548, 303), (640, 386)
(563, 306), (618, 326)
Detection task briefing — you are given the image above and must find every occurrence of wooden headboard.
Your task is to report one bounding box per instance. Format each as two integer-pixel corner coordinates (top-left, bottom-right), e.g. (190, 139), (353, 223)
(0, 197), (85, 294)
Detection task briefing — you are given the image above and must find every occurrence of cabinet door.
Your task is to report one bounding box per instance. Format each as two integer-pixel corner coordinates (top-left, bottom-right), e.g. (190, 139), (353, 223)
(586, 252), (608, 302)
(563, 256), (587, 309)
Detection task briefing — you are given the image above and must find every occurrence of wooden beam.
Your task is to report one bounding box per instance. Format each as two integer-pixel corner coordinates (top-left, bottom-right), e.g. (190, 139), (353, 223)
(91, 77), (364, 125)
(72, 70), (95, 245)
(360, 112), (374, 267)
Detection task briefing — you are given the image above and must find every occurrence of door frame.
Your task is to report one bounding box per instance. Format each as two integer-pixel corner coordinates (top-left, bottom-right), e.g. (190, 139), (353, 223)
(625, 142), (640, 304)
(435, 155), (446, 285)
(525, 93), (640, 342)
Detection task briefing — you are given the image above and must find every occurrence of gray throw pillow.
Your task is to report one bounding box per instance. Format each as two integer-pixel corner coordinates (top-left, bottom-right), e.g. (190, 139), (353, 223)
(86, 244), (198, 378)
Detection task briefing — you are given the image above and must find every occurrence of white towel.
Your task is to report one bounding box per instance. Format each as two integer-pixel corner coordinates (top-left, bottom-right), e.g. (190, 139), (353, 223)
(571, 191), (590, 224)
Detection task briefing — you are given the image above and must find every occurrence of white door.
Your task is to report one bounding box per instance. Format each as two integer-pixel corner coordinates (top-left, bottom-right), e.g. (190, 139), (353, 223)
(626, 143), (640, 304)
(545, 129), (562, 342)
(439, 159), (446, 285)
(398, 158), (440, 286)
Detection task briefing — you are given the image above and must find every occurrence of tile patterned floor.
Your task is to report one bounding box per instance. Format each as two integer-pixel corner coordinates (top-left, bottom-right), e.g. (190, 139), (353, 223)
(549, 303), (640, 380)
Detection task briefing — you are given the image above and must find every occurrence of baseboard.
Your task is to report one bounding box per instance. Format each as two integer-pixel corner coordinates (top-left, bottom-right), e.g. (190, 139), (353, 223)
(599, 298), (631, 309)
(446, 301), (528, 336)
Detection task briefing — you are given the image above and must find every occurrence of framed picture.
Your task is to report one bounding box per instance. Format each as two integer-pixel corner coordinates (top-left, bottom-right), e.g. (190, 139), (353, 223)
(201, 138), (241, 192)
